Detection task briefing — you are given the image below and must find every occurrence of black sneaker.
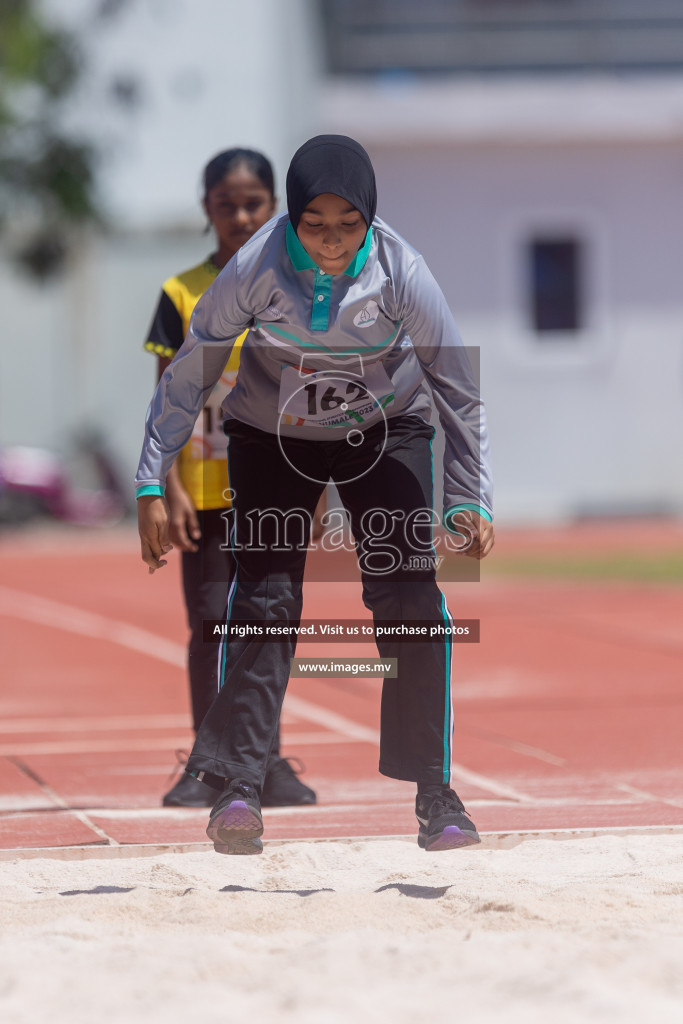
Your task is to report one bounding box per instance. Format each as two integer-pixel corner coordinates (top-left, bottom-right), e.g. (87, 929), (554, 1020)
(260, 757), (317, 807)
(416, 788), (481, 852)
(206, 780), (264, 855)
(162, 771), (220, 808)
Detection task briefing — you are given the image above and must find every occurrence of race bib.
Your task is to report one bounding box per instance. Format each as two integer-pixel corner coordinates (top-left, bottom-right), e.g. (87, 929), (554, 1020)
(278, 362), (395, 429)
(188, 369), (237, 460)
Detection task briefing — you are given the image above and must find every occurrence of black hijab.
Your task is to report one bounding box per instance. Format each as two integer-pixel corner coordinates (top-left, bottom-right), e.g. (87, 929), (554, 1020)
(286, 135), (377, 232)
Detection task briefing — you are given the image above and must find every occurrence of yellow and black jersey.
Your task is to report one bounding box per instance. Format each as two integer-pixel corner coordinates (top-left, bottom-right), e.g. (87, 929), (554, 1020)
(144, 258), (246, 510)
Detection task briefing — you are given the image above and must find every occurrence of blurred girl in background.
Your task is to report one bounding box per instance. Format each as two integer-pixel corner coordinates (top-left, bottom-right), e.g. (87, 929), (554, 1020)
(142, 148), (316, 809)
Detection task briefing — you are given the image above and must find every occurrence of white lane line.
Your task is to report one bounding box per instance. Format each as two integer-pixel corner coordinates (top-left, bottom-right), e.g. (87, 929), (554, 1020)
(467, 727), (567, 767)
(0, 583), (537, 804)
(0, 585), (186, 668)
(9, 757), (118, 846)
(285, 697), (536, 803)
(0, 714), (192, 734)
(451, 762), (535, 803)
(261, 730), (365, 746)
(0, 736), (193, 757)
(494, 740), (566, 767)
(1, 793), (653, 822)
(615, 782), (683, 810)
(0, 731), (362, 757)
(282, 694), (381, 745)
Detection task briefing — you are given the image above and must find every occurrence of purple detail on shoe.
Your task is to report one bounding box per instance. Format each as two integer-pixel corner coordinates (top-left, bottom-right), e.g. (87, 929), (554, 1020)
(207, 798), (264, 855)
(426, 825), (479, 852)
(217, 800), (261, 831)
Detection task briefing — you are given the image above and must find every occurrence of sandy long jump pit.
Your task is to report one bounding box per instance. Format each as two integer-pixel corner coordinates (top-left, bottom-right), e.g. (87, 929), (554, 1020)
(1, 830), (682, 1023)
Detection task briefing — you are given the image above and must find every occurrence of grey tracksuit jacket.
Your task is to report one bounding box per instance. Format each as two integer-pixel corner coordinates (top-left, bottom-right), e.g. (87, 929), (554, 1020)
(135, 213), (493, 524)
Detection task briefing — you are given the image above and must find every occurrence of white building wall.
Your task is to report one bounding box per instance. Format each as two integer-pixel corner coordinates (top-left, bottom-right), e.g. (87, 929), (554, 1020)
(2, 0), (323, 502)
(42, 0), (323, 229)
(319, 79), (683, 522)
(0, 230), (212, 494)
(361, 139), (683, 522)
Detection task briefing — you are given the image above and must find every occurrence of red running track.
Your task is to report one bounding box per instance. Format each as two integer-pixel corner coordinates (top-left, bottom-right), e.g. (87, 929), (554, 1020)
(0, 522), (682, 854)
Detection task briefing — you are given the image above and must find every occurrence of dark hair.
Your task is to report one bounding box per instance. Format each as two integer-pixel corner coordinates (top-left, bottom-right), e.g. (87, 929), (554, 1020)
(202, 148), (275, 199)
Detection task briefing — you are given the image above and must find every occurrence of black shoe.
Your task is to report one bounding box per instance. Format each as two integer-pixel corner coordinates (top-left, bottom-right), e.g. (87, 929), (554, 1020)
(260, 757), (317, 807)
(161, 750), (219, 808)
(416, 787), (481, 852)
(162, 771), (219, 808)
(206, 780), (264, 855)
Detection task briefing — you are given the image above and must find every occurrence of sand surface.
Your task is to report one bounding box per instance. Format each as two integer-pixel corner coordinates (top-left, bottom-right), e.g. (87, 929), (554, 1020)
(1, 832), (682, 1024)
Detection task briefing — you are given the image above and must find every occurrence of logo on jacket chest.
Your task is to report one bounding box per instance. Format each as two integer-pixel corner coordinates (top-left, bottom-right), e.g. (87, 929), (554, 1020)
(353, 300), (379, 328)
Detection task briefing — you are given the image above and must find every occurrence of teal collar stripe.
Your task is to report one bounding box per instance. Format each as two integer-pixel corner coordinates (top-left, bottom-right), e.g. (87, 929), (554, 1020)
(285, 221), (373, 278)
(286, 221), (374, 332)
(344, 226), (373, 277)
(286, 221), (317, 271)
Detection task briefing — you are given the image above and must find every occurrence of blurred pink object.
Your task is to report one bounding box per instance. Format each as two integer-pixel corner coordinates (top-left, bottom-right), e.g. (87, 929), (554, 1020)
(0, 445), (126, 526)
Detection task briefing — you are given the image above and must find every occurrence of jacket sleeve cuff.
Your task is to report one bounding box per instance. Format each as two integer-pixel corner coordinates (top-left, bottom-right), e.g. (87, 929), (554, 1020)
(136, 484), (165, 499)
(444, 503), (492, 534)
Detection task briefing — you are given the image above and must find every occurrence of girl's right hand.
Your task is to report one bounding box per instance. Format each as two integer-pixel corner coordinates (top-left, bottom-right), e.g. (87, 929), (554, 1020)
(138, 495), (173, 573)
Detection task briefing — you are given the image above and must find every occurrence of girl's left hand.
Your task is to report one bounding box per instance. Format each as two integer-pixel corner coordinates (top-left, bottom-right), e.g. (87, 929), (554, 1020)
(138, 495), (173, 573)
(448, 510), (495, 560)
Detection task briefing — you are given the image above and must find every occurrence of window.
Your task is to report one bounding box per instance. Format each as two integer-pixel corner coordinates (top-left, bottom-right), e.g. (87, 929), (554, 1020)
(528, 237), (582, 335)
(318, 1), (683, 76)
(500, 214), (610, 365)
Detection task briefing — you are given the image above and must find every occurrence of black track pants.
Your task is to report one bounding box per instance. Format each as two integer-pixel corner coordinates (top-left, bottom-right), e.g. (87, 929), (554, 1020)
(187, 415), (455, 788)
(180, 507), (281, 761)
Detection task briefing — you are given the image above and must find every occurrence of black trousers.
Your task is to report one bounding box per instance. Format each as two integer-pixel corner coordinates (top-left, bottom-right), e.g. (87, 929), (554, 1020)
(180, 508), (280, 761)
(186, 414), (455, 788)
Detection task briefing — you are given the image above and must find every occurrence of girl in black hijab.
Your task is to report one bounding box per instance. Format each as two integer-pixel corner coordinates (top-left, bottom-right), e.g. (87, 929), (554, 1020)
(137, 134), (495, 856)
(286, 134), (377, 233)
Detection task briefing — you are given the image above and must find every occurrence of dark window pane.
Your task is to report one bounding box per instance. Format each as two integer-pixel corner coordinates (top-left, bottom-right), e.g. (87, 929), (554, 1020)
(319, 1), (683, 76)
(528, 238), (582, 334)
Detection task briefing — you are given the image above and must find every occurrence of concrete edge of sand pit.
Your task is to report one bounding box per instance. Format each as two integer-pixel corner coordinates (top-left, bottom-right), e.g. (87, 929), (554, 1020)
(1, 824), (682, 861)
